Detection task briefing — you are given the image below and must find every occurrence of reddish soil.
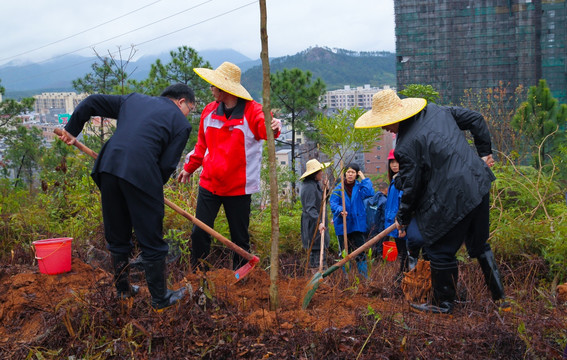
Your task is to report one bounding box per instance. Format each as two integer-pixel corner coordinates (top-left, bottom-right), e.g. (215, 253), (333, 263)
(0, 251), (565, 359)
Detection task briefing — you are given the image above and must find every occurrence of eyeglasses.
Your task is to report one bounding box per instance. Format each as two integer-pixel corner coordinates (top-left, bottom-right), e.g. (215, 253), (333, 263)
(180, 98), (195, 113)
(185, 100), (195, 113)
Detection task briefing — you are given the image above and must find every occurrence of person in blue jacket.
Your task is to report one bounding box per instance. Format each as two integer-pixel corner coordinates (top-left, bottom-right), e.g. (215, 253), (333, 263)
(58, 84), (194, 312)
(330, 163), (374, 277)
(384, 149), (409, 282)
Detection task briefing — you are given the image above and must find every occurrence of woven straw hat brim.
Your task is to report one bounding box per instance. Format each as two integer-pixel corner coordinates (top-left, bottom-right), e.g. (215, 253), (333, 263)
(355, 97), (427, 128)
(194, 67), (253, 101)
(300, 161), (331, 180)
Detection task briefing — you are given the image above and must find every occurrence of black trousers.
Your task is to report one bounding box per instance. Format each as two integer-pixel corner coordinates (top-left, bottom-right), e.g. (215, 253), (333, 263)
(99, 173), (167, 261)
(191, 186), (252, 270)
(425, 193), (491, 266)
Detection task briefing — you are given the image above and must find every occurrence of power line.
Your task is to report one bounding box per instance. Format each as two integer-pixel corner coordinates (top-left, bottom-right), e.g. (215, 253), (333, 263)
(8, 0), (257, 86)
(0, 0), (163, 63)
(135, 1), (256, 47)
(32, 0), (213, 66)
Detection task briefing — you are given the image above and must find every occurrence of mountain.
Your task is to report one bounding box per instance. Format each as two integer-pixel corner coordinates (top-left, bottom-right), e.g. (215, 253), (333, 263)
(0, 49), (253, 99)
(241, 47), (396, 99)
(0, 47), (395, 99)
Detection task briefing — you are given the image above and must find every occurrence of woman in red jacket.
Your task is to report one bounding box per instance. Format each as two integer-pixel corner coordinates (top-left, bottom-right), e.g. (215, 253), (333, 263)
(177, 62), (281, 271)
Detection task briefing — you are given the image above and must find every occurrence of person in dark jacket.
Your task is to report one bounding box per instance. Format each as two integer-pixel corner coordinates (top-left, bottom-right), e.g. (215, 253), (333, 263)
(355, 89), (507, 314)
(57, 83), (194, 311)
(299, 159), (331, 271)
(330, 163), (375, 278)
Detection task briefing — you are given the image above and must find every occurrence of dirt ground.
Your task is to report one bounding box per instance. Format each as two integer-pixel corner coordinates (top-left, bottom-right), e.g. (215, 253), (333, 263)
(1, 248), (566, 359)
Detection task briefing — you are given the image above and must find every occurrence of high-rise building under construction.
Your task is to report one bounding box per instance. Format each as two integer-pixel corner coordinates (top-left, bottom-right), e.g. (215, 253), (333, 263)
(394, 0), (567, 104)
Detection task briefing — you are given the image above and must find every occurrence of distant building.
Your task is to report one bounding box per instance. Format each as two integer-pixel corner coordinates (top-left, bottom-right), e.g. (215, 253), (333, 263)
(321, 84), (393, 111)
(33, 92), (88, 122)
(276, 149), (293, 198)
(364, 132), (396, 177)
(395, 0), (567, 104)
(320, 85), (395, 176)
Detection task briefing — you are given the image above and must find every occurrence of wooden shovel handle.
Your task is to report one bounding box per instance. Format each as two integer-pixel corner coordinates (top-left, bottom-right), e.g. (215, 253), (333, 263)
(163, 198), (253, 260)
(327, 223), (397, 274)
(54, 128), (98, 159)
(318, 186), (327, 272)
(53, 128), (254, 261)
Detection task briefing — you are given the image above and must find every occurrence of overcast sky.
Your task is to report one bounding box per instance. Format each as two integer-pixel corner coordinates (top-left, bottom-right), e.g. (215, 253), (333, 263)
(0, 0), (395, 66)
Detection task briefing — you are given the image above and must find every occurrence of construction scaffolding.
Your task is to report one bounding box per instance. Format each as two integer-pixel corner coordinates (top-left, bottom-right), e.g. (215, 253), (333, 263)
(395, 0), (567, 105)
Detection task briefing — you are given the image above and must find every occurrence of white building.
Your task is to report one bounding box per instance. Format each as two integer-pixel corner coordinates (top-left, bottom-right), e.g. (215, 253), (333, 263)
(321, 84), (392, 110)
(33, 92), (87, 117)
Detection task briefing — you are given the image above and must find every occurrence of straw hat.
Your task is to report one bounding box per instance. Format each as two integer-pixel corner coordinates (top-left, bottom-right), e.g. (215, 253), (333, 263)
(300, 159), (330, 180)
(355, 89), (427, 128)
(194, 62), (252, 101)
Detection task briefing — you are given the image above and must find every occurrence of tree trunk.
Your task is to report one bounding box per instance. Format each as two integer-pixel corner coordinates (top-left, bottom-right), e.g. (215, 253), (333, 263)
(259, 0), (280, 311)
(290, 115), (296, 203)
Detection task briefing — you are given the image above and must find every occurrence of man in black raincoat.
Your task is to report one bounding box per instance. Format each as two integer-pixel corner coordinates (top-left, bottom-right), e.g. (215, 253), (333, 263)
(355, 89), (508, 314)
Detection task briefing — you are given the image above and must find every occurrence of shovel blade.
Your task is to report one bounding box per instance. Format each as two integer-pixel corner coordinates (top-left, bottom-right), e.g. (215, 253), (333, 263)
(302, 271), (323, 310)
(234, 255), (260, 282)
(301, 265), (341, 309)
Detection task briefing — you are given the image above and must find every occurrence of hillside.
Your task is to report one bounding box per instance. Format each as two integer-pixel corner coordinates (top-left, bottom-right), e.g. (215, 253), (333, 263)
(0, 47), (395, 99)
(241, 47), (396, 99)
(0, 49), (254, 99)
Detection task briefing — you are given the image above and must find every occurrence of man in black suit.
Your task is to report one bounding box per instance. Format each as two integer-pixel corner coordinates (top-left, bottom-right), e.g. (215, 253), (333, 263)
(58, 83), (194, 311)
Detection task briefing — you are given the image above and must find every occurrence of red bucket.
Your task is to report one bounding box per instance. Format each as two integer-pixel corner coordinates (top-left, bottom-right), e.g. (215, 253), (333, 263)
(382, 240), (398, 261)
(33, 238), (72, 275)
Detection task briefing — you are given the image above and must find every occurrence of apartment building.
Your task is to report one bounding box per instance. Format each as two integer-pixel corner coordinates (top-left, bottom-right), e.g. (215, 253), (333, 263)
(33, 92), (87, 120)
(321, 84), (392, 110)
(395, 0), (567, 104)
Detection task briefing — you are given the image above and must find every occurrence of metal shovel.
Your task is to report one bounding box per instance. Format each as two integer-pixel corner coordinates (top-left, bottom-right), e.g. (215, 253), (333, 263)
(302, 223), (396, 309)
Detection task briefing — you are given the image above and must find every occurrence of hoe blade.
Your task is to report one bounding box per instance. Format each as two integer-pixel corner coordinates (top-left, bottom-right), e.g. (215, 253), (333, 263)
(234, 256), (260, 282)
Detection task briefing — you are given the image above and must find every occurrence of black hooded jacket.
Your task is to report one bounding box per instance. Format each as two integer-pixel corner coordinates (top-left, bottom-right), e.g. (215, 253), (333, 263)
(394, 103), (496, 245)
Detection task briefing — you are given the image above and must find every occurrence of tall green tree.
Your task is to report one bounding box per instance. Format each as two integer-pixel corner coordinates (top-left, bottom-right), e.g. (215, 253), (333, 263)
(127, 46), (213, 105)
(0, 79), (35, 142)
(3, 125), (44, 189)
(270, 68), (326, 201)
(512, 79), (567, 168)
(0, 79), (36, 183)
(73, 56), (117, 152)
(314, 107), (382, 177)
(399, 84), (440, 104)
(73, 56), (123, 95)
(72, 48), (136, 152)
(127, 46), (214, 149)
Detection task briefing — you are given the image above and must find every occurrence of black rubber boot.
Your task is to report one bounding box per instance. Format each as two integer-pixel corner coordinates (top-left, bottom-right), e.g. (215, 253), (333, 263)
(477, 250), (510, 310)
(395, 237), (409, 274)
(111, 253), (139, 299)
(143, 257), (187, 312)
(411, 263), (457, 314)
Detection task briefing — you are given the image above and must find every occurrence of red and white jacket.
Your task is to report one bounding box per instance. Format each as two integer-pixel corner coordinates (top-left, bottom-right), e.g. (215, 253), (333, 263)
(183, 99), (280, 196)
